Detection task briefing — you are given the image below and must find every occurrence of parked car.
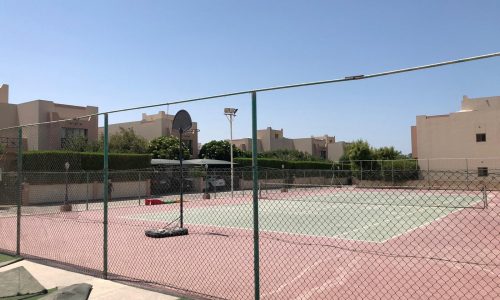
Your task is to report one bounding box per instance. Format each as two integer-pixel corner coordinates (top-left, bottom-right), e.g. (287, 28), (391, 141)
(151, 172), (193, 195)
(205, 175), (226, 191)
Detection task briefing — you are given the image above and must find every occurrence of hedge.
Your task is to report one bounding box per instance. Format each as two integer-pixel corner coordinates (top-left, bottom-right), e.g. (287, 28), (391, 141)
(234, 158), (333, 169)
(22, 151), (151, 171)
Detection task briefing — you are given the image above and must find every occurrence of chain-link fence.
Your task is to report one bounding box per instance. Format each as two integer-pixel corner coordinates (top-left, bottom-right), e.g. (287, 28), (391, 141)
(1, 54), (500, 299)
(1, 131), (499, 299)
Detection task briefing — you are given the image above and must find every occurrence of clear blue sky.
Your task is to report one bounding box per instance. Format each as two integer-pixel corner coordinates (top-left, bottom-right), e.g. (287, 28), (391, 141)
(1, 0), (499, 154)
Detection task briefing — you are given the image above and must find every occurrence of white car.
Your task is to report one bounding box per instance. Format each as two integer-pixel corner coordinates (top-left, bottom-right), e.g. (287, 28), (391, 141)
(206, 176), (226, 188)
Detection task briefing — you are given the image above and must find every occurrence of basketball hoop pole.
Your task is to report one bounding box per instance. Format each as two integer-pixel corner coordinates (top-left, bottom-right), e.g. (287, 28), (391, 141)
(179, 128), (184, 228)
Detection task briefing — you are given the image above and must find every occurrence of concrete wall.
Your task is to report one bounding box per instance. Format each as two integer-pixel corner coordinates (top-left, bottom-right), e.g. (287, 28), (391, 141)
(293, 138), (314, 155)
(22, 180), (150, 205)
(328, 142), (347, 161)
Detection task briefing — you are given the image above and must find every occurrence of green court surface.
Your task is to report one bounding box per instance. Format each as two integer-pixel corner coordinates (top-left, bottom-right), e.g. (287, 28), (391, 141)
(126, 193), (479, 242)
(0, 253), (22, 268)
(0, 253), (16, 264)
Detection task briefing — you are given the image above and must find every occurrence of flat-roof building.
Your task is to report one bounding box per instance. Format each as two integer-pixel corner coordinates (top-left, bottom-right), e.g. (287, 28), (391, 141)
(412, 95), (500, 172)
(0, 84), (98, 151)
(232, 126), (346, 160)
(100, 111), (199, 157)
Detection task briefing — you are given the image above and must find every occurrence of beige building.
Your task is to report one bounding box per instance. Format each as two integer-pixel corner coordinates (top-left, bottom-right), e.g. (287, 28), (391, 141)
(412, 95), (500, 173)
(232, 127), (346, 160)
(0, 84), (98, 151)
(100, 111), (199, 157)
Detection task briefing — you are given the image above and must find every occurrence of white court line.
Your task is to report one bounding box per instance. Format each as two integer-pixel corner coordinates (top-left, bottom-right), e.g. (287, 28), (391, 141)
(260, 255), (341, 297)
(334, 207), (429, 240)
(123, 202), (434, 244)
(378, 199), (484, 243)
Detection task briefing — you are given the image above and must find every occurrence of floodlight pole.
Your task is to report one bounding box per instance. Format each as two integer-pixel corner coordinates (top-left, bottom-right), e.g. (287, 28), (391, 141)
(225, 108), (237, 198)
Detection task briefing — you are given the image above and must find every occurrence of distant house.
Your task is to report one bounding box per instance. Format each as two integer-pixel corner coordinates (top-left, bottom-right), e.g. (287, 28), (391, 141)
(412, 95), (500, 173)
(0, 84), (98, 151)
(99, 111), (199, 157)
(232, 126), (347, 160)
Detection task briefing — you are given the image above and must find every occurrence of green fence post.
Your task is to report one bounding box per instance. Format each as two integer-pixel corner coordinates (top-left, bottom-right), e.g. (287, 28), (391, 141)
(16, 127), (22, 256)
(103, 113), (109, 279)
(251, 91), (260, 300)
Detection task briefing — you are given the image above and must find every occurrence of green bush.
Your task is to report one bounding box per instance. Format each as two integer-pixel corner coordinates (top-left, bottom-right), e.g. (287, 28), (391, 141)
(234, 158), (333, 169)
(22, 151), (151, 171)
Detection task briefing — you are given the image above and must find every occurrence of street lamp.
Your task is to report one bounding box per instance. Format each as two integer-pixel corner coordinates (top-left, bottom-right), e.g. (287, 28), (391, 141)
(224, 107), (238, 198)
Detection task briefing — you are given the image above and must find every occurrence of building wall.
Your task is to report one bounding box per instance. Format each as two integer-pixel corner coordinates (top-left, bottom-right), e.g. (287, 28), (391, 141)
(16, 100), (98, 150)
(102, 111), (199, 157)
(233, 127), (344, 160)
(411, 126), (417, 158)
(328, 141), (347, 161)
(232, 138), (262, 153)
(0, 84), (8, 104)
(413, 95), (500, 171)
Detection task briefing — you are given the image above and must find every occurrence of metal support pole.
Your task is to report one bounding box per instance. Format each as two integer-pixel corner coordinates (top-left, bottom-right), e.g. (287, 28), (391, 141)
(230, 114), (234, 198)
(179, 130), (184, 228)
(16, 127), (22, 256)
(465, 158), (469, 186)
(103, 114), (109, 279)
(138, 172), (141, 205)
(391, 160), (394, 186)
(251, 91), (260, 300)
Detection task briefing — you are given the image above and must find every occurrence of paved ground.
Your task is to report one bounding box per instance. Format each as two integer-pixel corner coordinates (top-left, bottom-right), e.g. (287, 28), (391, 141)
(1, 260), (180, 300)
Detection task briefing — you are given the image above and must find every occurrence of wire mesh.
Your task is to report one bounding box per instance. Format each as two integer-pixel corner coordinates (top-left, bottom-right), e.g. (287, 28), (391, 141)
(0, 69), (499, 299)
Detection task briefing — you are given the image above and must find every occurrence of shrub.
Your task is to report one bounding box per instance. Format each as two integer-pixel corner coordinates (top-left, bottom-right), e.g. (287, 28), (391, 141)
(22, 151), (151, 171)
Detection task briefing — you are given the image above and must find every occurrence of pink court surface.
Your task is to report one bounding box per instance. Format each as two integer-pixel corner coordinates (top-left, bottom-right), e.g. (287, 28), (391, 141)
(0, 189), (499, 299)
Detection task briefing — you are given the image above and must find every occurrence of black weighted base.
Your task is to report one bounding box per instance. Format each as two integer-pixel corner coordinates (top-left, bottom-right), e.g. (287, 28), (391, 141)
(145, 227), (188, 238)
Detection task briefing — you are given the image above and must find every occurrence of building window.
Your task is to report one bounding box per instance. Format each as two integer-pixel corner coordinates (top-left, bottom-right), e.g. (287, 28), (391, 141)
(320, 150), (327, 159)
(476, 133), (486, 142)
(61, 128), (88, 148)
(478, 167), (488, 177)
(274, 133), (279, 139)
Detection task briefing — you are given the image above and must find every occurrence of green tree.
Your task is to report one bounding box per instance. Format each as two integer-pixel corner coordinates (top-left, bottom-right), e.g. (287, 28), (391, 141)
(0, 143), (5, 154)
(258, 149), (321, 161)
(62, 135), (90, 152)
(346, 139), (374, 162)
(148, 136), (190, 159)
(373, 146), (403, 160)
(109, 128), (148, 154)
(198, 140), (244, 160)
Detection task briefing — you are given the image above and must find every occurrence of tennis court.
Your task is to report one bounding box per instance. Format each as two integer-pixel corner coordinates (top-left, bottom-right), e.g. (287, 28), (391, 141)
(125, 186), (486, 243)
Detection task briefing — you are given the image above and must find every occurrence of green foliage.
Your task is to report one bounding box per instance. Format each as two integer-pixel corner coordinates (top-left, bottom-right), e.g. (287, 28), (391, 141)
(234, 158), (332, 169)
(22, 151), (151, 171)
(345, 139), (374, 162)
(109, 127), (148, 154)
(198, 140), (244, 160)
(62, 135), (93, 152)
(148, 136), (190, 159)
(258, 149), (323, 161)
(373, 146), (404, 160)
(0, 143), (5, 154)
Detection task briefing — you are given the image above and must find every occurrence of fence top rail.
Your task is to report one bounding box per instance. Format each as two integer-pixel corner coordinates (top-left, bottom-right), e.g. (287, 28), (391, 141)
(0, 52), (499, 132)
